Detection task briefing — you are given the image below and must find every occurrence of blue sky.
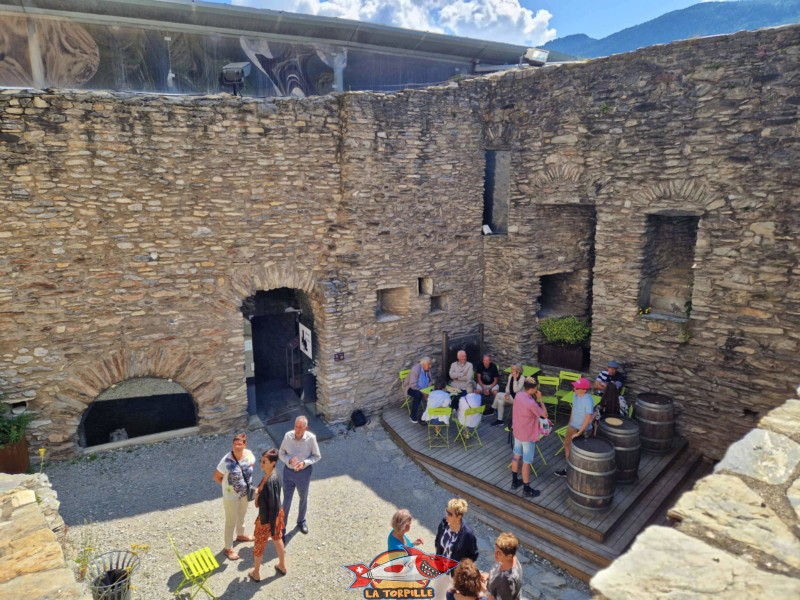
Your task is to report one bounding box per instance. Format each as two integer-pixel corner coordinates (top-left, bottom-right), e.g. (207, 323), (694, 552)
(199, 0), (722, 45)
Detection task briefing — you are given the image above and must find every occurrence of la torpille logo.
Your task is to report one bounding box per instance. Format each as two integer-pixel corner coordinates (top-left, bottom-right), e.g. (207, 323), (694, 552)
(343, 546), (458, 598)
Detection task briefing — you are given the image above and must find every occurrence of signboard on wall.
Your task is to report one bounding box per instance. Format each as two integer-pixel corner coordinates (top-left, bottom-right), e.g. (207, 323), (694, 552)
(299, 323), (313, 359)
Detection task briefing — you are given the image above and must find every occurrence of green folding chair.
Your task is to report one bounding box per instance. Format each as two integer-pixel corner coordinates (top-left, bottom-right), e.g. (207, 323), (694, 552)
(427, 407), (452, 448)
(453, 405), (485, 450)
(522, 365), (541, 378)
(554, 425), (569, 456)
(502, 365), (540, 378)
(557, 370), (581, 398)
(556, 392), (575, 417)
(168, 534), (219, 600)
(399, 369), (412, 413)
(537, 376), (560, 420)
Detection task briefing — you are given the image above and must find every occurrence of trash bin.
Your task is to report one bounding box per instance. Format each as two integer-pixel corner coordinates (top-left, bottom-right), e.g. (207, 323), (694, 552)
(88, 551), (140, 600)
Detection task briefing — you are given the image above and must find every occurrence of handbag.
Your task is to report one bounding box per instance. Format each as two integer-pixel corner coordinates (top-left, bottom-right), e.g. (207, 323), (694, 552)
(538, 417), (553, 437)
(232, 454), (254, 501)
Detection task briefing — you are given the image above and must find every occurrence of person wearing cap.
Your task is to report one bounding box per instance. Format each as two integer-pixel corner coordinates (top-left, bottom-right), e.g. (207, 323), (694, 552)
(593, 360), (625, 393)
(554, 377), (594, 477)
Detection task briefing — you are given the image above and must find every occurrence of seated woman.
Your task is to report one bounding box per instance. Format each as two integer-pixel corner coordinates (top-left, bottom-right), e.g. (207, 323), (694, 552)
(491, 365), (525, 427)
(458, 382), (483, 430)
(422, 380), (453, 426)
(387, 509), (424, 552)
(446, 559), (485, 600)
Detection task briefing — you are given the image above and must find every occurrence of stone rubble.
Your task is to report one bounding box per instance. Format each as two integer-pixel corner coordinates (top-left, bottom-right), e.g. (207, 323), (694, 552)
(591, 397), (800, 598)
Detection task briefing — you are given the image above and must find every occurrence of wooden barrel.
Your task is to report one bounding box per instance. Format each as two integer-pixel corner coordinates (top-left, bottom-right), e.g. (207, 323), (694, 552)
(598, 416), (641, 485)
(567, 436), (616, 511)
(636, 393), (675, 454)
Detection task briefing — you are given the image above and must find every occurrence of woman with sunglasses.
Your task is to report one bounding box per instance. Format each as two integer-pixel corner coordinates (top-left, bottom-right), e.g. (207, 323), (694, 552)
(432, 498), (479, 599)
(248, 448), (287, 581)
(213, 433), (255, 561)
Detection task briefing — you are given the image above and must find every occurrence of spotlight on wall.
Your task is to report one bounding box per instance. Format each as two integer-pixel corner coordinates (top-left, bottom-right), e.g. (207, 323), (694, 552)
(220, 61), (251, 96)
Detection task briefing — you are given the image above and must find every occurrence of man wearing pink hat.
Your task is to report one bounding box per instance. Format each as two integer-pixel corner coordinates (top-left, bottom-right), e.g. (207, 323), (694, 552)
(554, 377), (594, 478)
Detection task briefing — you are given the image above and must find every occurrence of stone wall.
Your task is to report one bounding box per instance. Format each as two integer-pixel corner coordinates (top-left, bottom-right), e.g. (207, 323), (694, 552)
(0, 473), (89, 599)
(1, 24), (799, 458)
(591, 395), (800, 598)
(481, 25), (800, 459)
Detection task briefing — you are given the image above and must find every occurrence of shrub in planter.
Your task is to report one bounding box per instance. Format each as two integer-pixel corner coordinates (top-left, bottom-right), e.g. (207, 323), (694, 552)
(539, 316), (591, 346)
(0, 403), (33, 474)
(538, 316), (591, 370)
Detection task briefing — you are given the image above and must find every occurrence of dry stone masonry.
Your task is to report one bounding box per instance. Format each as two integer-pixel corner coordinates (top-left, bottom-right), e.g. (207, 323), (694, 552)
(591, 394), (800, 598)
(0, 473), (89, 600)
(1, 24), (799, 459)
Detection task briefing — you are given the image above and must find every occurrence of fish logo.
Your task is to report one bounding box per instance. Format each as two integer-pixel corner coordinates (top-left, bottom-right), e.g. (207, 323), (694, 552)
(343, 546), (458, 597)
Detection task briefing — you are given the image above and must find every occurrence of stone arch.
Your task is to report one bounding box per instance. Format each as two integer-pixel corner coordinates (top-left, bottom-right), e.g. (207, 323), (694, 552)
(519, 164), (594, 200)
(221, 262), (320, 312)
(632, 179), (716, 213)
(63, 346), (222, 412)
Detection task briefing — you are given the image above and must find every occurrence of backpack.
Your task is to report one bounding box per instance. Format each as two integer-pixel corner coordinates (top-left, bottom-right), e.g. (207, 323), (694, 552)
(349, 409), (369, 430)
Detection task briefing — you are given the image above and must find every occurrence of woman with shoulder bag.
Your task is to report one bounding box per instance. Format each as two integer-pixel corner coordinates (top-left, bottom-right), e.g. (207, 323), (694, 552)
(213, 432), (256, 561)
(249, 448), (287, 581)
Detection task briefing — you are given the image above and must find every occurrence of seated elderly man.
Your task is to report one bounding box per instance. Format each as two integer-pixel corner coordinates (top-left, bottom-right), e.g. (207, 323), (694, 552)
(449, 350), (474, 393)
(475, 354), (500, 414)
(593, 360), (626, 392)
(404, 356), (433, 424)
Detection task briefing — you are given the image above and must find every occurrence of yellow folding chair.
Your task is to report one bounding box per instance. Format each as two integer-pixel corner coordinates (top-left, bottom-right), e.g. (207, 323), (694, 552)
(427, 407), (452, 448)
(168, 534), (219, 600)
(453, 405), (485, 450)
(537, 376), (560, 420)
(557, 370), (581, 398)
(554, 425), (569, 456)
(522, 365), (541, 378)
(399, 369), (412, 413)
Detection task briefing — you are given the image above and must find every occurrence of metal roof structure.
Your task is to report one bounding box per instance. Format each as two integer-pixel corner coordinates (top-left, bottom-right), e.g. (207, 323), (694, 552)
(0, 0), (532, 65)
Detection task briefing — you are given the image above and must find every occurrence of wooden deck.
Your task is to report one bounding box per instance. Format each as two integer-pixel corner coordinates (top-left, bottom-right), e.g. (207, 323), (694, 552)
(382, 406), (702, 582)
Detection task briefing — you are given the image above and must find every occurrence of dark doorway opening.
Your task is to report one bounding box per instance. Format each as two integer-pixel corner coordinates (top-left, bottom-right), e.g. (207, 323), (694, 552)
(241, 288), (315, 424)
(78, 378), (197, 448)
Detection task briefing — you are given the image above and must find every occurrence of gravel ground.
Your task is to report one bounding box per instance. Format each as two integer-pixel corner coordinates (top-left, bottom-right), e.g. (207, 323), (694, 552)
(47, 421), (591, 600)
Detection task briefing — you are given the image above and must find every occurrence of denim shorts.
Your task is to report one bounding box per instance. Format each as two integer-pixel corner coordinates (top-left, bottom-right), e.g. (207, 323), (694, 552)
(513, 438), (536, 464)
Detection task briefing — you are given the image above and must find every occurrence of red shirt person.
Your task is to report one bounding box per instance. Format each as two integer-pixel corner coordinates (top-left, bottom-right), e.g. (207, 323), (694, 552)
(510, 379), (547, 499)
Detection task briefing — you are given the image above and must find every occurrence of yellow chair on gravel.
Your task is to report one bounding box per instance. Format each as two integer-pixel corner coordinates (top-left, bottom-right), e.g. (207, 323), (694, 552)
(168, 534), (219, 600)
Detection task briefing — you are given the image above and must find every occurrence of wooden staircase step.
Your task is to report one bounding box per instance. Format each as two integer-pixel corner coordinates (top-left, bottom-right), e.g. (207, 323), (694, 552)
(469, 500), (601, 584)
(421, 461), (615, 568)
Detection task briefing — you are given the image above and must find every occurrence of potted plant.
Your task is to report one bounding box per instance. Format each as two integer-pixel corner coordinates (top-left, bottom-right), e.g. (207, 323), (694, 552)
(0, 402), (33, 474)
(537, 316), (592, 371)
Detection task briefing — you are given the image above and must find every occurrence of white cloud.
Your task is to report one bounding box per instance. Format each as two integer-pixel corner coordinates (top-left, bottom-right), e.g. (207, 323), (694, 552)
(230, 0), (556, 46)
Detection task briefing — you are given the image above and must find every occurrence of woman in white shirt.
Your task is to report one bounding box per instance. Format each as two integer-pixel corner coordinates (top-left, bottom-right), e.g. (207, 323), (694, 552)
(491, 365), (525, 427)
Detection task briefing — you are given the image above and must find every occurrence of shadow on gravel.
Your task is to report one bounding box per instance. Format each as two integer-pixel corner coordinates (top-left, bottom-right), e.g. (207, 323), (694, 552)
(47, 426), (416, 528)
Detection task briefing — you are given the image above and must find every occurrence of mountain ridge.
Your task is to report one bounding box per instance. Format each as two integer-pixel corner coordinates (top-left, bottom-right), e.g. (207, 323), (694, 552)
(543, 0), (800, 58)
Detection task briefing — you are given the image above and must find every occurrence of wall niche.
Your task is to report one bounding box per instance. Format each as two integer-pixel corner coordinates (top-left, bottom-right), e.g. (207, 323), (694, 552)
(639, 213), (700, 319)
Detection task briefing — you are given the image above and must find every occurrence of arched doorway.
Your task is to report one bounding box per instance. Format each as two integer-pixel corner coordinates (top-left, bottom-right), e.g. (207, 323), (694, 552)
(78, 377), (198, 448)
(240, 288), (316, 424)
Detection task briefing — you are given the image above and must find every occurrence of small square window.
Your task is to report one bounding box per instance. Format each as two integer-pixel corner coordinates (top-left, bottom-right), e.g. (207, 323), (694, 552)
(377, 287), (409, 321)
(430, 295), (447, 314)
(418, 277), (433, 296)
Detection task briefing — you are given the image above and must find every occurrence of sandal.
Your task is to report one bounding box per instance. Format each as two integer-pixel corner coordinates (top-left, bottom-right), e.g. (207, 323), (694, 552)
(275, 565), (287, 576)
(248, 569), (261, 582)
(223, 548), (240, 561)
(236, 535), (255, 542)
